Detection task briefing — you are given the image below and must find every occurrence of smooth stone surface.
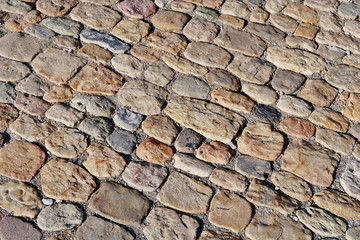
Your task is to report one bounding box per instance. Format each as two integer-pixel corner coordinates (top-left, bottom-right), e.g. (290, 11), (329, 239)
(235, 155), (272, 180)
(144, 62), (174, 87)
(0, 141), (45, 181)
(143, 207), (199, 240)
(70, 94), (115, 117)
(309, 107), (349, 133)
(281, 140), (340, 187)
(340, 159), (360, 200)
(315, 128), (355, 155)
(279, 117), (315, 139)
(111, 19), (150, 43)
(75, 216), (133, 240)
(162, 54), (208, 77)
(41, 17), (82, 35)
(45, 103), (84, 128)
(146, 31), (188, 55)
(122, 162), (168, 192)
(241, 83), (278, 105)
(0, 33), (41, 62)
(107, 128), (136, 154)
(113, 108), (143, 132)
(209, 168), (247, 192)
(276, 95), (312, 117)
(70, 64), (123, 96)
(37, 204), (84, 231)
(84, 144), (126, 178)
(111, 53), (144, 78)
(173, 153), (214, 178)
(196, 141), (234, 165)
(151, 10), (189, 33)
(78, 117), (114, 141)
(174, 128), (204, 153)
(45, 128), (88, 159)
(31, 48), (85, 85)
(0, 181), (42, 219)
(136, 138), (173, 165)
(165, 97), (245, 144)
(209, 190), (253, 233)
(157, 171), (213, 214)
(183, 17), (219, 42)
(0, 217), (42, 240)
(297, 79), (338, 107)
(0, 83), (16, 104)
(205, 68), (240, 91)
(80, 29), (130, 54)
(172, 75), (210, 100)
(116, 0), (157, 19)
(0, 59), (30, 82)
(142, 115), (178, 145)
(88, 182), (151, 226)
(36, 0), (78, 17)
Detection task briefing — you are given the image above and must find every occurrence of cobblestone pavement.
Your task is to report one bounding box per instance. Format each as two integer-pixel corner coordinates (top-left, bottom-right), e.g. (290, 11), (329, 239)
(0, 0), (360, 239)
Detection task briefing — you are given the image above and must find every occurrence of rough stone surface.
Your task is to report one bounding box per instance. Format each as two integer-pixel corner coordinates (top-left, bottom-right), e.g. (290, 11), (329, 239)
(45, 103), (84, 127)
(346, 226), (360, 240)
(209, 168), (247, 192)
(77, 44), (113, 65)
(297, 79), (338, 107)
(151, 10), (189, 33)
(111, 19), (150, 43)
(41, 17), (82, 36)
(146, 31), (188, 55)
(136, 138), (173, 165)
(141, 115), (178, 145)
(172, 75), (210, 100)
(211, 89), (255, 114)
(162, 54), (208, 77)
(252, 105), (281, 123)
(242, 83), (278, 105)
(0, 33), (41, 62)
(173, 153), (214, 178)
(315, 128), (355, 155)
(183, 17), (219, 42)
(277, 95), (312, 118)
(70, 94), (115, 117)
(309, 107), (349, 133)
(0, 217), (42, 240)
(36, 0), (78, 17)
(15, 74), (51, 97)
(205, 68), (240, 91)
(113, 108), (143, 131)
(10, 114), (54, 141)
(279, 117), (315, 139)
(0, 104), (19, 131)
(106, 128), (136, 154)
(130, 45), (160, 63)
(78, 117), (114, 141)
(0, 59), (30, 82)
(340, 159), (360, 200)
(341, 92), (360, 122)
(144, 62), (174, 86)
(235, 155), (272, 180)
(174, 128), (204, 153)
(0, 83), (15, 104)
(196, 141), (234, 165)
(116, 0), (156, 19)
(14, 93), (49, 116)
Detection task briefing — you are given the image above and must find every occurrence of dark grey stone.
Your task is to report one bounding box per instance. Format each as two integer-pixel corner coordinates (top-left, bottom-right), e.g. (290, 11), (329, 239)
(252, 104), (281, 123)
(24, 24), (55, 39)
(174, 128), (204, 153)
(113, 108), (143, 132)
(78, 117), (114, 141)
(234, 155), (272, 180)
(106, 128), (136, 154)
(0, 82), (16, 103)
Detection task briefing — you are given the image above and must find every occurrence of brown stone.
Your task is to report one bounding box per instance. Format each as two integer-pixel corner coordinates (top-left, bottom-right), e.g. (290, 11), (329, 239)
(294, 23), (319, 40)
(52, 35), (81, 50)
(0, 33), (41, 62)
(111, 19), (150, 43)
(315, 128), (355, 155)
(211, 89), (255, 114)
(341, 92), (360, 122)
(316, 31), (360, 55)
(276, 95), (312, 117)
(0, 104), (18, 131)
(209, 168), (247, 192)
(10, 114), (54, 141)
(237, 123), (284, 161)
(115, 0), (156, 19)
(183, 17), (219, 42)
(279, 117), (315, 139)
(0, 141), (45, 181)
(23, 10), (45, 24)
(204, 68), (240, 91)
(245, 22), (285, 42)
(141, 115), (178, 145)
(196, 141), (234, 165)
(281, 140), (340, 187)
(285, 36), (318, 52)
(304, 0), (338, 12)
(283, 3), (319, 24)
(309, 107), (349, 132)
(162, 54), (208, 77)
(269, 13), (298, 32)
(199, 230), (239, 240)
(136, 138), (173, 166)
(70, 64), (123, 95)
(14, 93), (49, 116)
(4, 17), (28, 32)
(146, 31), (188, 55)
(0, 59), (30, 82)
(36, 0), (78, 17)
(249, 7), (269, 24)
(41, 159), (96, 202)
(218, 14), (245, 30)
(43, 85), (74, 103)
(182, 0), (224, 8)
(77, 44), (113, 65)
(130, 45), (160, 63)
(151, 10), (188, 33)
(0, 217), (42, 240)
(242, 83), (278, 105)
(297, 79), (338, 107)
(221, 0), (249, 18)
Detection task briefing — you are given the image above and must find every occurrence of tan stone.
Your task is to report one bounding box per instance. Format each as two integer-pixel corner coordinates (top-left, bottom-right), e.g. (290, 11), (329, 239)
(214, 27), (266, 57)
(0, 104), (18, 131)
(182, 0), (223, 8)
(31, 48), (85, 85)
(271, 171), (312, 201)
(41, 159), (96, 202)
(276, 95), (312, 117)
(0, 59), (30, 82)
(304, 0), (338, 12)
(136, 138), (173, 166)
(319, 13), (341, 33)
(281, 140), (340, 187)
(77, 44), (113, 65)
(162, 54), (208, 77)
(218, 14), (245, 30)
(297, 79), (338, 107)
(14, 93), (49, 116)
(144, 63), (174, 87)
(340, 157), (360, 199)
(199, 230), (239, 240)
(23, 10), (45, 24)
(249, 7), (269, 24)
(130, 45), (160, 63)
(196, 141), (234, 165)
(309, 107), (349, 132)
(264, 0), (288, 14)
(45, 104), (84, 128)
(325, 64), (360, 93)
(43, 85), (73, 103)
(141, 115), (178, 145)
(0, 0), (32, 14)
(209, 191), (252, 233)
(146, 31), (188, 55)
(0, 33), (41, 62)
(283, 3), (319, 24)
(315, 128), (355, 155)
(45, 128), (88, 159)
(70, 64), (123, 95)
(205, 68), (240, 91)
(266, 46), (325, 75)
(157, 171), (213, 214)
(313, 190), (360, 220)
(4, 17), (28, 32)
(70, 3), (121, 30)
(0, 141), (45, 181)
(344, 21), (360, 40)
(269, 13), (298, 32)
(245, 179), (298, 215)
(237, 123), (284, 161)
(173, 153), (213, 178)
(221, 0), (249, 18)
(170, 1), (196, 13)
(165, 97), (245, 143)
(183, 17), (219, 42)
(285, 36), (318, 52)
(241, 82), (278, 105)
(316, 31), (360, 55)
(111, 53), (144, 78)
(209, 168), (247, 192)
(111, 19), (150, 43)
(341, 92), (360, 122)
(10, 114), (54, 141)
(245, 22), (285, 42)
(342, 54), (360, 69)
(211, 89), (255, 114)
(279, 117), (315, 139)
(52, 35), (81, 50)
(151, 10), (188, 33)
(0, 181), (42, 219)
(294, 23), (318, 40)
(36, 0), (78, 16)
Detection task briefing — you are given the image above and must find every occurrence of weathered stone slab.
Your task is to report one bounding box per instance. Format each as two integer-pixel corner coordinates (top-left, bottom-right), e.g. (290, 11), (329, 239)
(0, 59), (30, 82)
(173, 153), (213, 178)
(340, 159), (360, 200)
(183, 17), (219, 42)
(144, 62), (174, 87)
(77, 43), (113, 64)
(78, 117), (114, 141)
(45, 103), (84, 127)
(15, 75), (50, 97)
(277, 95), (312, 117)
(10, 114), (54, 141)
(136, 138), (173, 165)
(36, 0), (78, 17)
(341, 92), (360, 122)
(0, 217), (41, 240)
(106, 128), (136, 154)
(297, 79), (338, 107)
(209, 168), (247, 192)
(316, 128), (355, 155)
(0, 104), (18, 131)
(0, 0), (32, 14)
(172, 75), (210, 99)
(211, 89), (255, 114)
(174, 128), (204, 154)
(0, 33), (41, 62)
(235, 155), (272, 180)
(111, 53), (144, 78)
(279, 117), (315, 139)
(316, 31), (360, 55)
(70, 94), (115, 117)
(205, 68), (240, 91)
(115, 0), (156, 19)
(242, 83), (278, 105)
(309, 107), (349, 132)
(325, 65), (360, 93)
(111, 19), (150, 43)
(151, 10), (189, 33)
(283, 3), (319, 24)
(141, 115), (178, 145)
(113, 108), (143, 131)
(196, 141), (234, 165)
(162, 54), (208, 77)
(41, 17), (82, 36)
(146, 31), (188, 55)
(245, 22), (285, 42)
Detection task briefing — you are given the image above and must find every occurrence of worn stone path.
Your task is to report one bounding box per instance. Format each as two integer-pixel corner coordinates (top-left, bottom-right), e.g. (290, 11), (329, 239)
(0, 0), (360, 239)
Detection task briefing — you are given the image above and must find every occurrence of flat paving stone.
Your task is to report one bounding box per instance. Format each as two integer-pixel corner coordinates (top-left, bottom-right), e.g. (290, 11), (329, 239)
(209, 168), (247, 192)
(144, 62), (174, 87)
(141, 115), (178, 145)
(173, 153), (214, 178)
(146, 31), (188, 55)
(0, 0), (32, 14)
(151, 10), (189, 33)
(0, 59), (30, 82)
(45, 103), (84, 127)
(0, 104), (19, 131)
(43, 85), (74, 103)
(14, 93), (49, 116)
(0, 82), (16, 104)
(340, 92), (360, 122)
(204, 68), (240, 91)
(340, 159), (360, 200)
(15, 74), (51, 97)
(111, 53), (144, 78)
(163, 54), (208, 77)
(277, 95), (312, 117)
(346, 226), (360, 240)
(88, 182), (151, 227)
(157, 171), (213, 214)
(0, 33), (41, 62)
(113, 108), (143, 131)
(183, 17), (219, 42)
(78, 117), (114, 141)
(315, 128), (355, 155)
(70, 94), (115, 117)
(107, 128), (136, 154)
(174, 128), (204, 154)
(130, 45), (160, 63)
(77, 43), (113, 65)
(199, 230), (239, 240)
(309, 107), (349, 133)
(116, 0), (156, 19)
(36, 0), (78, 17)
(172, 75), (210, 100)
(136, 138), (173, 165)
(279, 117), (315, 140)
(41, 17), (82, 36)
(271, 69), (305, 94)
(196, 141), (234, 165)
(242, 83), (278, 105)
(297, 79), (338, 107)
(235, 155), (272, 180)
(0, 217), (41, 240)
(211, 89), (255, 114)
(111, 19), (150, 44)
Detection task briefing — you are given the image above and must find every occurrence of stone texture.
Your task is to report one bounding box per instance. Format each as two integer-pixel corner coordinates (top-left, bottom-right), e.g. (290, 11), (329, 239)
(112, 53), (144, 78)
(271, 171), (312, 201)
(45, 104), (84, 127)
(205, 68), (240, 91)
(183, 17), (219, 42)
(32, 48), (85, 85)
(111, 19), (150, 44)
(266, 46), (325, 75)
(315, 128), (355, 155)
(344, 21), (360, 39)
(151, 10), (189, 33)
(194, 7), (219, 20)
(165, 97), (245, 144)
(316, 31), (360, 55)
(141, 115), (178, 145)
(77, 44), (113, 65)
(15, 74), (51, 97)
(70, 64), (122, 95)
(296, 207), (347, 237)
(88, 182), (151, 226)
(173, 153), (214, 178)
(157, 171), (213, 214)
(0, 217), (42, 240)
(245, 22), (285, 42)
(84, 144), (126, 178)
(309, 107), (349, 133)
(0, 104), (19, 131)
(113, 108), (143, 132)
(241, 83), (278, 105)
(283, 3), (318, 24)
(172, 75), (210, 100)
(37, 204), (84, 231)
(281, 140), (340, 187)
(162, 54), (208, 77)
(144, 62), (174, 87)
(146, 31), (188, 55)
(36, 0), (78, 17)
(75, 217), (133, 240)
(340, 159), (360, 200)
(0, 0), (32, 14)
(211, 89), (255, 114)
(0, 33), (41, 62)
(209, 168), (247, 192)
(106, 128), (136, 154)
(80, 0), (119, 5)
(218, 14), (245, 30)
(269, 13), (298, 32)
(14, 93), (49, 116)
(338, 2), (360, 20)
(252, 105), (281, 123)
(214, 27), (266, 57)
(170, 1), (195, 12)
(45, 128), (88, 159)
(116, 0), (157, 19)
(199, 230), (239, 240)
(209, 191), (253, 233)
(174, 128), (204, 153)
(41, 17), (82, 35)
(0, 181), (42, 219)
(235, 155), (272, 180)
(237, 123), (284, 161)
(341, 92), (360, 122)
(0, 83), (15, 104)
(10, 114), (54, 141)
(43, 85), (74, 103)
(277, 95), (312, 117)
(313, 189), (360, 220)
(136, 138), (173, 165)
(246, 179), (298, 215)
(143, 207), (199, 240)
(70, 94), (115, 117)
(0, 141), (45, 181)
(52, 35), (81, 50)
(41, 159), (96, 202)
(279, 117), (315, 139)
(122, 162), (168, 192)
(0, 59), (30, 82)
(196, 141), (234, 165)
(297, 79), (338, 107)
(325, 65), (360, 93)
(117, 80), (168, 115)
(78, 117), (114, 141)
(221, 0), (249, 18)
(130, 45), (160, 63)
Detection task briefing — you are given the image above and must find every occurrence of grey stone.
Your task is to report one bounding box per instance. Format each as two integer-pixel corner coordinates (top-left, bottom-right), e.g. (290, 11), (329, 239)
(0, 82), (16, 104)
(195, 6), (219, 20)
(122, 161), (168, 192)
(144, 63), (174, 87)
(235, 155), (272, 180)
(173, 153), (214, 178)
(252, 104), (281, 123)
(338, 3), (360, 20)
(172, 75), (210, 100)
(15, 74), (51, 97)
(346, 226), (360, 240)
(37, 204), (84, 231)
(42, 17), (82, 36)
(78, 117), (114, 140)
(174, 128), (204, 153)
(70, 94), (116, 117)
(106, 128), (136, 154)
(24, 24), (55, 39)
(80, 29), (130, 53)
(45, 103), (84, 128)
(0, 0), (32, 14)
(271, 69), (305, 94)
(113, 108), (143, 131)
(340, 159), (360, 201)
(0, 217), (41, 240)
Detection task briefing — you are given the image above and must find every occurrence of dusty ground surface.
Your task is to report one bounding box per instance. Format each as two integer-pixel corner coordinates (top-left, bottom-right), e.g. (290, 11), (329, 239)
(0, 0), (360, 239)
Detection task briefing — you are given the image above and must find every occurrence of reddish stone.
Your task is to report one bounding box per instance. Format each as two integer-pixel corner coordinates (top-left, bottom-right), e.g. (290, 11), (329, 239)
(116, 0), (157, 19)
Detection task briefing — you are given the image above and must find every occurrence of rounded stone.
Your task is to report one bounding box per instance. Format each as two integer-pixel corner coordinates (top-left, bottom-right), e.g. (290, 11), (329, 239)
(340, 159), (360, 201)
(136, 138), (174, 166)
(0, 217), (42, 240)
(0, 59), (30, 82)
